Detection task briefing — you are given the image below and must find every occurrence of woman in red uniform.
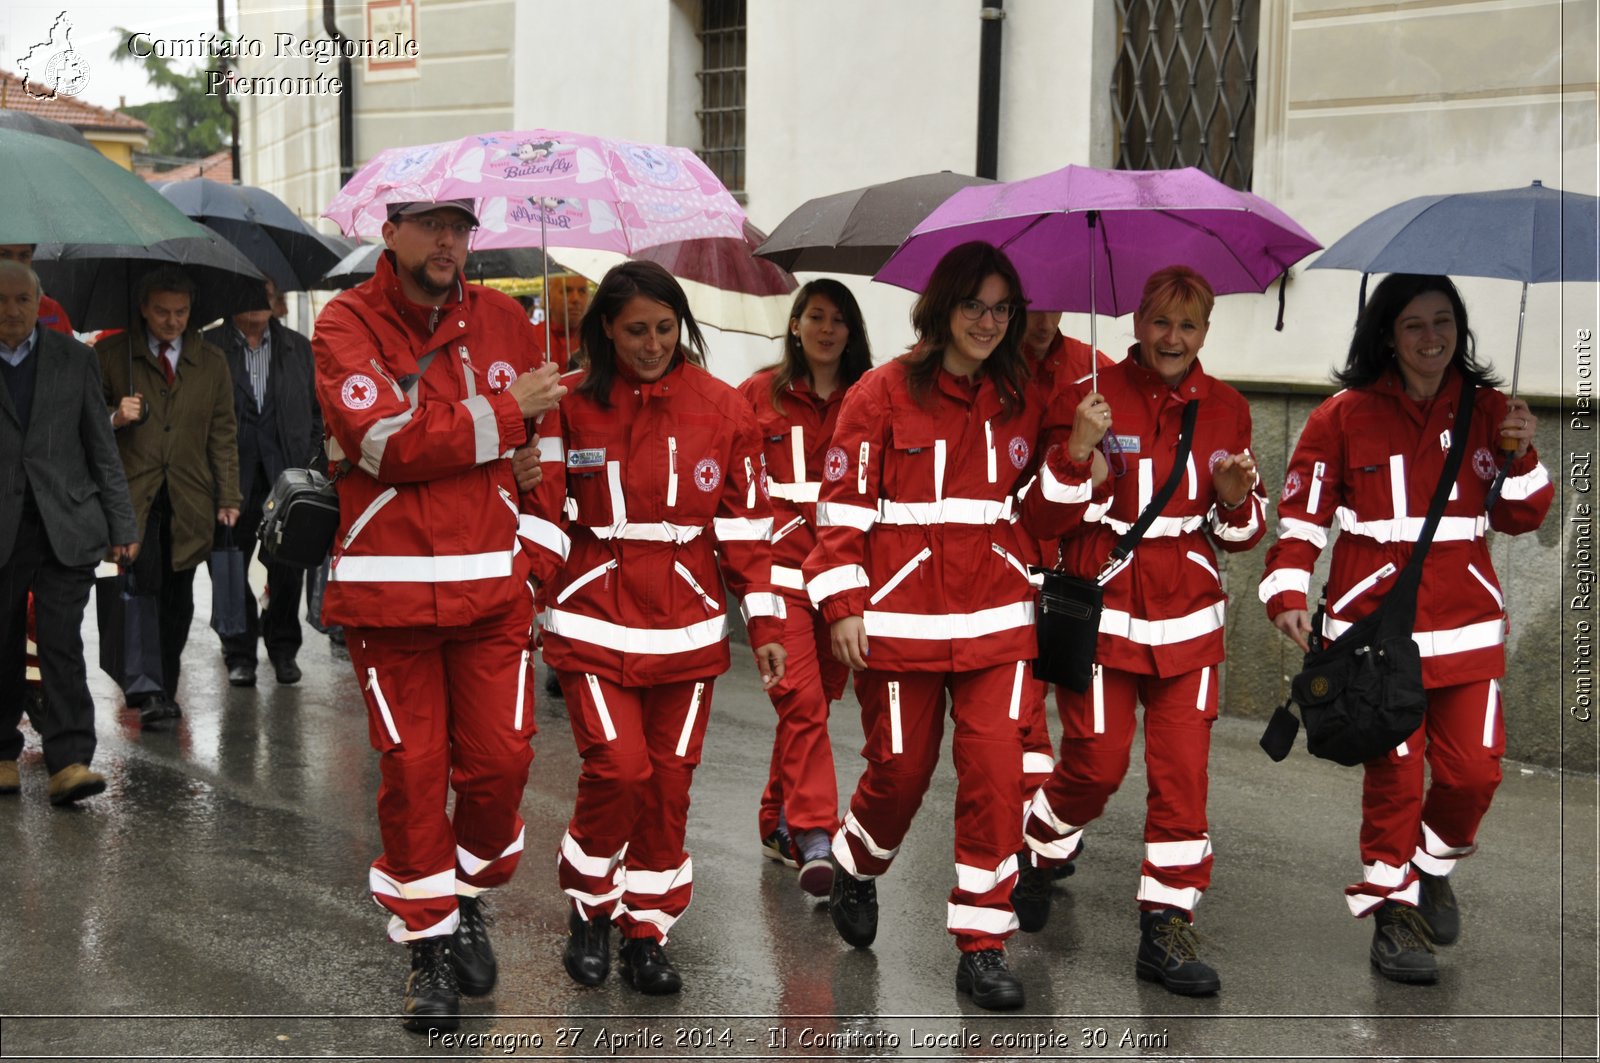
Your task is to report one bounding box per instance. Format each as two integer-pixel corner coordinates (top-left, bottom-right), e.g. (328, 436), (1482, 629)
(1261, 273), (1551, 984)
(805, 241), (1042, 1011)
(534, 261), (787, 995)
(1018, 265), (1264, 996)
(740, 279), (873, 896)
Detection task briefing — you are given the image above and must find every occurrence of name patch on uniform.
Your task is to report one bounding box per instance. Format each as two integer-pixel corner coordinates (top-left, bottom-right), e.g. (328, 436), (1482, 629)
(1109, 433), (1141, 454)
(567, 448), (606, 469)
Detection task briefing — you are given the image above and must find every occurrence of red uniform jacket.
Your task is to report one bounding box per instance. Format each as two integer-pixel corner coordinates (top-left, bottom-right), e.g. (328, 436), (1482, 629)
(1260, 369), (1553, 687)
(38, 294), (73, 336)
(312, 252), (559, 628)
(1022, 351), (1267, 677)
(532, 356), (784, 686)
(1026, 332), (1114, 408)
(802, 355), (1045, 672)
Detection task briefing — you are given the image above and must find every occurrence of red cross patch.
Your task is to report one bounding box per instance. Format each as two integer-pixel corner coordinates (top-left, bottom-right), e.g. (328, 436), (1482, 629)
(1472, 447), (1499, 481)
(341, 373), (377, 410)
(1208, 449), (1230, 473)
(824, 446), (848, 482)
(1282, 470), (1303, 501)
(486, 360), (516, 393)
(694, 457), (722, 492)
(1008, 436), (1030, 469)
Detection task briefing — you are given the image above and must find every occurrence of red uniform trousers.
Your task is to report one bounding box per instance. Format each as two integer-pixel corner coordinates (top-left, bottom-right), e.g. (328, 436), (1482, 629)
(758, 590), (849, 839)
(556, 673), (714, 943)
(347, 604), (536, 942)
(1345, 678), (1505, 916)
(834, 664), (1026, 952)
(1024, 664), (1218, 915)
(1017, 676), (1055, 817)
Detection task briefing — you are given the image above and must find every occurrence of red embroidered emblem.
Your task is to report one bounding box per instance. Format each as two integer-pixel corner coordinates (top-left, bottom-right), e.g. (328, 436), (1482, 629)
(824, 446), (848, 482)
(1472, 447), (1499, 481)
(694, 457), (722, 492)
(341, 374), (377, 410)
(1008, 436), (1030, 469)
(1282, 471), (1303, 501)
(486, 360), (516, 393)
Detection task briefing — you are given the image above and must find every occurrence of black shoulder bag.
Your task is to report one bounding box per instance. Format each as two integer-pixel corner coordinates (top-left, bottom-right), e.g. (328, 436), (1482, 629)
(1035, 400), (1199, 691)
(1260, 383), (1476, 766)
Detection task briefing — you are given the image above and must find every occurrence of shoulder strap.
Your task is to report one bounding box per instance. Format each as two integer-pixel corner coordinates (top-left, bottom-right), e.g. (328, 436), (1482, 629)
(1388, 381), (1476, 601)
(1110, 399), (1200, 561)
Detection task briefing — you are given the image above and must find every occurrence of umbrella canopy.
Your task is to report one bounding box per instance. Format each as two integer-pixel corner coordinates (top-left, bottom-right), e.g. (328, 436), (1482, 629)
(33, 236), (268, 332)
(319, 242), (568, 291)
(754, 171), (995, 275)
(0, 128), (212, 247)
(875, 165), (1322, 316)
(0, 110), (95, 151)
(157, 178), (343, 292)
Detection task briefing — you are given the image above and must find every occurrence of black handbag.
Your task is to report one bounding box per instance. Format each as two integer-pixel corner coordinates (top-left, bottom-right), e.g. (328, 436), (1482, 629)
(95, 569), (164, 697)
(257, 467), (342, 569)
(208, 527), (249, 638)
(1260, 383), (1476, 766)
(1035, 400), (1199, 691)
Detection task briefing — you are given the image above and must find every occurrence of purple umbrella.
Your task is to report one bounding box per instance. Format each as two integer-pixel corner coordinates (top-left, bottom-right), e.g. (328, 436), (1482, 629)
(875, 165), (1321, 387)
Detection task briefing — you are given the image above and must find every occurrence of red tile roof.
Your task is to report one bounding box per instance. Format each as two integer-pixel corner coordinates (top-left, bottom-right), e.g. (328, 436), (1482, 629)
(0, 67), (149, 135)
(138, 149), (234, 183)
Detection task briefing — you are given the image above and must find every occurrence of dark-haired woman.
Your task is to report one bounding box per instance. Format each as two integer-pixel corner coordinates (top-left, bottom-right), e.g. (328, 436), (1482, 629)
(740, 279), (874, 897)
(804, 241), (1043, 1011)
(532, 260), (787, 995)
(1017, 265), (1265, 997)
(1261, 273), (1551, 984)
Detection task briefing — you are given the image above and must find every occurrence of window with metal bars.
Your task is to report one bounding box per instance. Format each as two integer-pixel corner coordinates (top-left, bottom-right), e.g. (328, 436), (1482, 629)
(696, 0), (746, 196)
(1112, 0), (1258, 190)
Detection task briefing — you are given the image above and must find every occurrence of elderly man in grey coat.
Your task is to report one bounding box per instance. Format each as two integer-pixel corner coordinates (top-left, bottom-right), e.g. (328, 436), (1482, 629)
(0, 261), (139, 805)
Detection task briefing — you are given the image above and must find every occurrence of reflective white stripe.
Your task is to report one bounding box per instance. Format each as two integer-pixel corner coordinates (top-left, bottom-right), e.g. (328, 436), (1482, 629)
(876, 497), (1013, 525)
(518, 514), (570, 561)
(808, 563), (870, 605)
(666, 436), (678, 508)
(857, 442), (870, 494)
(869, 547), (931, 606)
(771, 515), (805, 543)
(1098, 512), (1205, 538)
(342, 487), (398, 549)
(815, 501), (877, 530)
(842, 811), (897, 861)
(1322, 616), (1504, 657)
(1022, 751), (1055, 774)
(1331, 562), (1397, 614)
(458, 826), (525, 877)
(956, 855), (1018, 895)
(1146, 837), (1212, 867)
(333, 549), (516, 583)
(1279, 516), (1329, 550)
(933, 439), (947, 501)
(1336, 509), (1488, 543)
(1467, 563), (1504, 609)
(713, 515), (773, 541)
(947, 903), (1018, 935)
(1307, 460), (1326, 514)
(537, 435), (564, 463)
(790, 427), (806, 496)
(993, 545), (1041, 586)
(771, 565), (806, 591)
(359, 410), (414, 475)
(1211, 496), (1261, 541)
(740, 592), (786, 623)
(547, 610), (727, 656)
(1099, 601), (1225, 646)
(1482, 677), (1499, 748)
(513, 650), (529, 731)
(1185, 452), (1197, 500)
(1421, 820), (1475, 861)
(864, 600), (1034, 640)
(1028, 829), (1083, 862)
(1195, 666), (1210, 712)
(386, 908), (458, 943)
(1346, 880), (1419, 917)
(984, 421), (997, 483)
(888, 680), (903, 755)
(590, 521), (704, 543)
(1362, 859), (1408, 888)
(674, 561), (720, 611)
(1007, 660), (1026, 721)
(627, 859), (693, 897)
(465, 394), (500, 464)
(1137, 877), (1201, 910)
(1258, 567), (1311, 603)
(621, 907), (680, 936)
(674, 683), (705, 758)
(561, 830), (625, 879)
(366, 668), (401, 744)
(1026, 786), (1080, 836)
(1138, 457), (1153, 513)
(1501, 462), (1552, 501)
(567, 884), (625, 910)
(1092, 664), (1105, 734)
(1185, 550), (1218, 582)
(1409, 849), (1456, 878)
(1389, 454), (1408, 520)
(769, 481), (820, 503)
(607, 461), (627, 525)
(1395, 739), (1411, 757)
(371, 866), (455, 901)
(1039, 462), (1094, 504)
(584, 673), (617, 741)
(556, 560), (616, 604)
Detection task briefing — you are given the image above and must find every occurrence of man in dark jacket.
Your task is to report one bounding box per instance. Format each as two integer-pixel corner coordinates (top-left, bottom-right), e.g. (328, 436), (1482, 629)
(204, 278), (323, 686)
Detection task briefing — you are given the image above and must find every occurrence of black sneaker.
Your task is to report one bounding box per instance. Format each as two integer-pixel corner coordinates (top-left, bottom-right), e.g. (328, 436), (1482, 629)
(402, 937), (460, 1034)
(1370, 901), (1438, 984)
(759, 825), (797, 869)
(1136, 909), (1221, 996)
(619, 936), (682, 995)
(562, 909), (611, 986)
(544, 671), (563, 698)
(1011, 858), (1055, 933)
(451, 894), (497, 995)
(955, 948), (1025, 1011)
(828, 859), (878, 948)
(1414, 869), (1460, 945)
(794, 828), (835, 897)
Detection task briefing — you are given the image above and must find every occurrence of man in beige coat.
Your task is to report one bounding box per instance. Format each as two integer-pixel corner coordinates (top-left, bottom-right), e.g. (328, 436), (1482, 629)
(96, 267), (241, 725)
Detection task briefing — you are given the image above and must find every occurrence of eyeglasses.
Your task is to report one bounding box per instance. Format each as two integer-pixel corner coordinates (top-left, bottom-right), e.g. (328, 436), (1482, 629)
(405, 216), (478, 239)
(957, 299), (1017, 323)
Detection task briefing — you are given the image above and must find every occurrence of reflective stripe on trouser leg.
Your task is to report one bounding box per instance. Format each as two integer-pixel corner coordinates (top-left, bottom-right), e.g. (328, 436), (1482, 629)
(1016, 673), (1054, 826)
(764, 592), (842, 833)
(946, 662), (1027, 950)
(1027, 665), (1140, 870)
(1138, 666), (1218, 913)
(558, 671), (652, 921)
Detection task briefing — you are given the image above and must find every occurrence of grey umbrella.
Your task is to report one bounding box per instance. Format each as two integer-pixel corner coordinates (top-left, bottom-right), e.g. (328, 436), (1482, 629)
(33, 235), (268, 332)
(156, 178), (343, 292)
(753, 171), (995, 274)
(0, 109), (95, 150)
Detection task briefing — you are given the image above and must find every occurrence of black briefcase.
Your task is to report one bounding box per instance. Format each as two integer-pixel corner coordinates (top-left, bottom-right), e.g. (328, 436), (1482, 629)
(258, 468), (342, 569)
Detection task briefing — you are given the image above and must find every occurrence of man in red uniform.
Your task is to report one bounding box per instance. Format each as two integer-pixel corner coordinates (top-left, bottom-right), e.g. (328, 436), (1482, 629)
(312, 198), (567, 1033)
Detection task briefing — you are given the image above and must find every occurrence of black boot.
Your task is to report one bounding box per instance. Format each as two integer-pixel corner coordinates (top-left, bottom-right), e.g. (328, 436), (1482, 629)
(1011, 857), (1055, 933)
(1136, 909), (1221, 996)
(451, 894), (497, 996)
(562, 909), (611, 987)
(402, 937), (460, 1034)
(1414, 869), (1460, 945)
(955, 948), (1025, 1011)
(1370, 901), (1438, 984)
(828, 859), (878, 948)
(619, 936), (682, 995)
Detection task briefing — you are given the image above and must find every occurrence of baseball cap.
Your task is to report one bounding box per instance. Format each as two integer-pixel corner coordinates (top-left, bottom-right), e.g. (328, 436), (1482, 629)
(386, 198), (480, 225)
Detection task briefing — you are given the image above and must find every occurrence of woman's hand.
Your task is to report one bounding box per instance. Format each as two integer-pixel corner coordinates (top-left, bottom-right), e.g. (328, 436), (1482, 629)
(1212, 452), (1258, 510)
(753, 642), (787, 689)
(1273, 608), (1312, 652)
(511, 440), (543, 492)
(1498, 398), (1537, 459)
(830, 616), (869, 670)
(1066, 392), (1112, 463)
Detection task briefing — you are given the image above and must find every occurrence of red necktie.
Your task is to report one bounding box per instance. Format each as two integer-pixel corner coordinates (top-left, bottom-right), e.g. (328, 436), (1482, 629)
(159, 341), (174, 385)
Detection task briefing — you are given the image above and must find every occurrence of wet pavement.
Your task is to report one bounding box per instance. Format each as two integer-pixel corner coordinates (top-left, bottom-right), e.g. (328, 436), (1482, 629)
(0, 571), (1596, 1062)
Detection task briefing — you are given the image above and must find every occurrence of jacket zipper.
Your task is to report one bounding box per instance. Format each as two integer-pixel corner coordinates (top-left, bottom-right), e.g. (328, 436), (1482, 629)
(366, 668), (402, 744)
(1466, 562), (1505, 609)
(869, 546), (933, 606)
(772, 515), (805, 544)
(990, 543), (1036, 584)
(556, 559), (618, 605)
(497, 486), (519, 519)
(342, 488), (398, 549)
(674, 561), (721, 612)
(1331, 561), (1398, 614)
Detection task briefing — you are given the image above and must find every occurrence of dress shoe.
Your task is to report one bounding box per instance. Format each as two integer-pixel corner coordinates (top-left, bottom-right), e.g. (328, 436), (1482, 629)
(47, 764), (106, 806)
(618, 936), (682, 995)
(956, 948), (1025, 1010)
(563, 909), (611, 986)
(1370, 901), (1438, 984)
(450, 894), (496, 995)
(1136, 908), (1221, 995)
(227, 664), (257, 687)
(271, 657), (302, 685)
(138, 696), (182, 727)
(0, 760), (18, 795)
(402, 937), (460, 1033)
(1414, 869), (1460, 945)
(828, 859), (878, 948)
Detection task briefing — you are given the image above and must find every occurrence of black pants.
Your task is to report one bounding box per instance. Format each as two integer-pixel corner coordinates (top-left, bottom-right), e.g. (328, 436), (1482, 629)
(217, 466), (303, 668)
(129, 487), (196, 704)
(0, 503), (98, 773)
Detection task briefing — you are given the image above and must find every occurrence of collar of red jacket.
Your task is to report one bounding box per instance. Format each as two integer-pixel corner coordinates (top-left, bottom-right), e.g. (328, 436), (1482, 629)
(614, 349), (687, 404)
(1121, 343), (1214, 402)
(370, 248), (467, 337)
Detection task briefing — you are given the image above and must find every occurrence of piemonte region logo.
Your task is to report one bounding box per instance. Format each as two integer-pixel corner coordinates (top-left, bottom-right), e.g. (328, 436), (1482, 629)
(18, 12), (91, 100)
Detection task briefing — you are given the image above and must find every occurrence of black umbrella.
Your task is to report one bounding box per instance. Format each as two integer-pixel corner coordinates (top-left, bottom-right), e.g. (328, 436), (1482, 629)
(156, 178), (342, 292)
(0, 110), (96, 151)
(318, 242), (567, 291)
(33, 235), (269, 332)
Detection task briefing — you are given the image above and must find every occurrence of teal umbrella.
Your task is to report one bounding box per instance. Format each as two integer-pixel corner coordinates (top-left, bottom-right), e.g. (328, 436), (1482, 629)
(0, 127), (210, 246)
